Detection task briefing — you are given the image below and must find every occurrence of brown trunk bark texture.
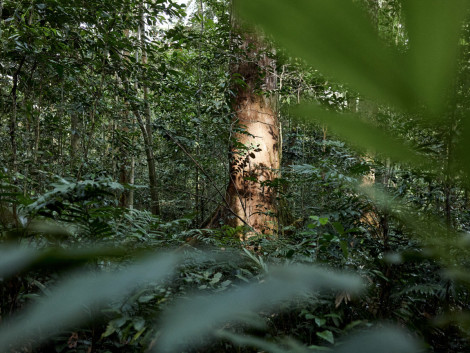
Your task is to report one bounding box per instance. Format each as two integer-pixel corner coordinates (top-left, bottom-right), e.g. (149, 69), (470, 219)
(224, 34), (280, 237)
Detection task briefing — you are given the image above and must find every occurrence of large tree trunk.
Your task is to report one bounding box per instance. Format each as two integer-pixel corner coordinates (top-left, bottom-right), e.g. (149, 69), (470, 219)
(224, 34), (280, 237)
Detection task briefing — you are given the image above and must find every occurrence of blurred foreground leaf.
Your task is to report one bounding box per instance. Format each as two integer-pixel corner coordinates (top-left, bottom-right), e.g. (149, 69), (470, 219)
(455, 117), (470, 186)
(294, 103), (426, 166)
(0, 252), (180, 351)
(357, 183), (470, 267)
(0, 245), (129, 280)
(334, 327), (422, 353)
(217, 327), (422, 353)
(216, 331), (293, 353)
(400, 0), (469, 114)
(217, 330), (312, 353)
(237, 0), (468, 114)
(0, 246), (37, 279)
(236, 0), (412, 109)
(156, 265), (363, 352)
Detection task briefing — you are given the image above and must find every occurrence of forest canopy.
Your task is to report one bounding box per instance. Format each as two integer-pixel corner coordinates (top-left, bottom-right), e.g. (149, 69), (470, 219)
(1, 0), (470, 352)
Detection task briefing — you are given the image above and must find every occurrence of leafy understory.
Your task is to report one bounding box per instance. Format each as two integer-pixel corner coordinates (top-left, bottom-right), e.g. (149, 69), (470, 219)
(1, 0), (470, 352)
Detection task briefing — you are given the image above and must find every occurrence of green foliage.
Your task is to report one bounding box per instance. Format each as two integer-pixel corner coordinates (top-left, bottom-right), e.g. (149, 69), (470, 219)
(0, 252), (179, 352)
(2, 0), (470, 352)
(157, 264), (363, 352)
(236, 0), (470, 351)
(238, 0), (468, 114)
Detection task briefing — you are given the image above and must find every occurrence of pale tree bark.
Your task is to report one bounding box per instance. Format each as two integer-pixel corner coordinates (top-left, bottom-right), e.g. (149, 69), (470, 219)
(138, 6), (160, 215)
(8, 56), (25, 228)
(222, 32), (280, 237)
(117, 30), (133, 209)
(10, 57), (25, 174)
(116, 12), (160, 214)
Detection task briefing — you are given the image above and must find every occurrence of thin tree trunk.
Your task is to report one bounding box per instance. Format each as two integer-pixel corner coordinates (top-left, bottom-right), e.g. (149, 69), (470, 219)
(140, 7), (160, 216)
(114, 68), (159, 214)
(70, 114), (80, 172)
(33, 85), (42, 165)
(10, 57), (25, 173)
(129, 155), (135, 209)
(8, 56), (25, 228)
(142, 81), (160, 215)
(119, 154), (130, 208)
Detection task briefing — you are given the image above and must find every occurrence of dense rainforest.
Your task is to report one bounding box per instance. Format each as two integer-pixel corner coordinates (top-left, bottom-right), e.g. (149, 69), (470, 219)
(1, 0), (470, 352)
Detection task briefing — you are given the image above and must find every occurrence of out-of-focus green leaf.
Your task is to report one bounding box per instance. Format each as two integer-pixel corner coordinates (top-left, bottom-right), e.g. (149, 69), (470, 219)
(400, 0), (469, 114)
(219, 327), (421, 353)
(0, 253), (180, 351)
(237, 0), (467, 114)
(334, 327), (422, 353)
(26, 220), (72, 239)
(218, 330), (315, 353)
(216, 331), (291, 353)
(155, 265), (363, 352)
(456, 117), (470, 185)
(0, 246), (37, 279)
(358, 183), (470, 268)
(0, 245), (130, 280)
(236, 0), (413, 109)
(294, 103), (426, 166)
(434, 312), (470, 338)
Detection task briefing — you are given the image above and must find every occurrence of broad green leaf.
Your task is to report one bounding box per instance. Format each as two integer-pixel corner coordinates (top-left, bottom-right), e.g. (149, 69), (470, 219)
(315, 317), (326, 327)
(332, 222), (344, 235)
(319, 217), (329, 226)
(236, 0), (414, 109)
(294, 103), (426, 166)
(155, 265), (363, 352)
(339, 241), (349, 259)
(317, 330), (334, 344)
(0, 253), (180, 351)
